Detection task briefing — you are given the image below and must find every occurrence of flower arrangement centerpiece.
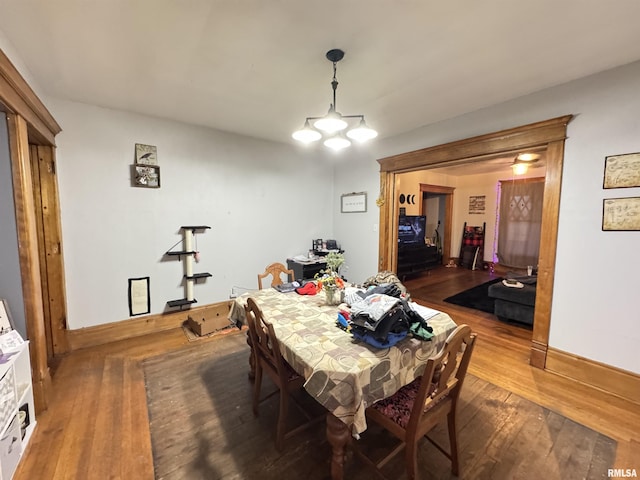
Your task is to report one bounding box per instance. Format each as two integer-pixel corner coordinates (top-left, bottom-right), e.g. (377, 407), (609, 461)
(315, 252), (345, 305)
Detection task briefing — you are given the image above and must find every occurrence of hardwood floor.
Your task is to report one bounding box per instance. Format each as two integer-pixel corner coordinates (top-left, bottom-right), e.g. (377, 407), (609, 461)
(403, 266), (640, 469)
(14, 267), (639, 479)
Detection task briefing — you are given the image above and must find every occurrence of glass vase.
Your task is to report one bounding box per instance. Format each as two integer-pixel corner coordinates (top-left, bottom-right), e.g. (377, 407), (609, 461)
(324, 287), (343, 306)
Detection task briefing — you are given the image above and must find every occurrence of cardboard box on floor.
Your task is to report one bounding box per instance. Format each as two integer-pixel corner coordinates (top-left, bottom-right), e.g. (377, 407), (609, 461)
(186, 302), (232, 336)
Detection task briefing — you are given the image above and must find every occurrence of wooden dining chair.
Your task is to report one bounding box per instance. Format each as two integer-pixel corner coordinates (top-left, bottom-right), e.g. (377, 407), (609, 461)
(257, 262), (295, 290)
(354, 324), (477, 480)
(245, 297), (322, 451)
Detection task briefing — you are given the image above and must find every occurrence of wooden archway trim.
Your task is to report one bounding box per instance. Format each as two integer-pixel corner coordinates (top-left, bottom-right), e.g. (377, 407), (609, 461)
(377, 115), (573, 368)
(1, 47), (64, 411)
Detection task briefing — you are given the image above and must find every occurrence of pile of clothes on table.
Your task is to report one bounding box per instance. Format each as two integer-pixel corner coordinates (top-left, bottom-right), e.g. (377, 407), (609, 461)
(335, 271), (440, 348)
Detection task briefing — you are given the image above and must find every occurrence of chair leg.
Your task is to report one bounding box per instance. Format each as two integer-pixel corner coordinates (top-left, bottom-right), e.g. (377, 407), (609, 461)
(275, 387), (289, 451)
(405, 440), (419, 480)
(246, 332), (256, 380)
(252, 364), (263, 417)
(447, 411), (460, 476)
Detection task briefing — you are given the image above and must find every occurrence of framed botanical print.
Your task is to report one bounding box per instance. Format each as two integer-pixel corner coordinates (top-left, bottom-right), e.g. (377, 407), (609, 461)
(135, 144), (158, 165)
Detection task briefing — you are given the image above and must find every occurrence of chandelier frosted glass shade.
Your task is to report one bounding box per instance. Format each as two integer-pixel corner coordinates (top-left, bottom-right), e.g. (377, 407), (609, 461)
(313, 111), (348, 133)
(323, 135), (351, 151)
(346, 119), (378, 142)
(293, 49), (377, 151)
(291, 120), (322, 143)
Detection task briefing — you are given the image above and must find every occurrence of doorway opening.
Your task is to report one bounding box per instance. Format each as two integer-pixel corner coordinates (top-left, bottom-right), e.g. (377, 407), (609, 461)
(377, 115), (572, 368)
(420, 185), (454, 266)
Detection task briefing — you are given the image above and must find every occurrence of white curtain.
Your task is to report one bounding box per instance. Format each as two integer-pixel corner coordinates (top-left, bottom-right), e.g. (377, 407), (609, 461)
(496, 179), (544, 269)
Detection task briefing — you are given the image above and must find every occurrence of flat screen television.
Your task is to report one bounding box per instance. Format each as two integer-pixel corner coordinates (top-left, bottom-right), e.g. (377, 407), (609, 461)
(398, 215), (426, 246)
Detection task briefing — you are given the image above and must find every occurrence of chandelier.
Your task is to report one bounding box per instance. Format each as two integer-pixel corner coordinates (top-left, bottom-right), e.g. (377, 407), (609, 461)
(292, 49), (377, 151)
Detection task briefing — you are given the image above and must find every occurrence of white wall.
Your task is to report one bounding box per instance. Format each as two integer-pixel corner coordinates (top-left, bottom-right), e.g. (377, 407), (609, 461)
(335, 60), (640, 374)
(50, 99), (332, 329)
(330, 148), (382, 282)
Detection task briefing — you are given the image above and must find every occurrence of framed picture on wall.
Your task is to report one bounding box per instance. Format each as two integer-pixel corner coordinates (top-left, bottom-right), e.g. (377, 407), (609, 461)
(603, 152), (640, 189)
(128, 277), (150, 316)
(602, 197), (640, 231)
(135, 144), (158, 165)
(341, 192), (367, 213)
(132, 164), (161, 188)
(468, 195), (486, 214)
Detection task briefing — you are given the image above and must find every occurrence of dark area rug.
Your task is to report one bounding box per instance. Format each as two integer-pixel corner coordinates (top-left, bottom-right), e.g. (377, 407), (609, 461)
(443, 277), (503, 314)
(143, 334), (617, 480)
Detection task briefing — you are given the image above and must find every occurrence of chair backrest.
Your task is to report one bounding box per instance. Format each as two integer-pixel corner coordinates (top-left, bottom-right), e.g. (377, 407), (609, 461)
(257, 262), (295, 290)
(245, 297), (288, 378)
(408, 324), (476, 432)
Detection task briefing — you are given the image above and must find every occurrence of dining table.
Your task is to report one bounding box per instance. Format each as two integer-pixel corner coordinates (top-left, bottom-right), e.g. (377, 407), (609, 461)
(228, 286), (458, 480)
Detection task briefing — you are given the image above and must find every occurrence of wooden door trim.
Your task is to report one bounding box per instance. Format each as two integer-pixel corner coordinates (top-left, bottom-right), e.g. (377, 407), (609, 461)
(30, 145), (69, 355)
(1, 46), (65, 411)
(377, 115), (573, 368)
(419, 184), (454, 265)
(0, 49), (61, 145)
(7, 113), (52, 411)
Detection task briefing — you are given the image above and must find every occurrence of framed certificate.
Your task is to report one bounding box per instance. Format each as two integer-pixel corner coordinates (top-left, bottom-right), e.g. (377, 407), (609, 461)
(341, 192), (367, 213)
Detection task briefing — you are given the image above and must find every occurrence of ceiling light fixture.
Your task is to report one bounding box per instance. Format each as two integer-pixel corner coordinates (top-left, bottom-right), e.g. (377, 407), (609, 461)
(516, 152), (541, 162)
(512, 161), (530, 175)
(292, 49), (377, 151)
(512, 153), (540, 175)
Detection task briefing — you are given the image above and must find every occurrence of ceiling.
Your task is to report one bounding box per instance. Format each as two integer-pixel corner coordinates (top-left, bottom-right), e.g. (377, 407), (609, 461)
(2, 1), (640, 149)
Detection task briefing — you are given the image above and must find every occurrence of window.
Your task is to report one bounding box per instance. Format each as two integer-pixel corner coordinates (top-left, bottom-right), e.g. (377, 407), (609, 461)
(496, 179), (544, 268)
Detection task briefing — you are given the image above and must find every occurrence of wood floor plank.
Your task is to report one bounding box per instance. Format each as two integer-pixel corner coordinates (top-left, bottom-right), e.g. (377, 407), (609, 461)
(121, 359), (154, 479)
(52, 354), (104, 479)
(88, 356), (123, 476)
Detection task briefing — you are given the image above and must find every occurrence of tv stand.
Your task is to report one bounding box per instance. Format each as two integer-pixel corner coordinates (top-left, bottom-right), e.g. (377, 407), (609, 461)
(397, 244), (440, 279)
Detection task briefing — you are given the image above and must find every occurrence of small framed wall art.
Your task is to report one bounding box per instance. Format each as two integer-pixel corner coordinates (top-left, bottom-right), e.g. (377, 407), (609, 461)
(602, 197), (640, 231)
(132, 164), (161, 188)
(468, 195), (486, 214)
(135, 143), (158, 165)
(603, 152), (640, 189)
(128, 277), (150, 316)
(341, 192), (367, 213)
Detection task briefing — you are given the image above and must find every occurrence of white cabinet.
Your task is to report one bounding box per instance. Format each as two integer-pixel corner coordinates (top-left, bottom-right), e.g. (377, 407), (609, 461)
(0, 342), (35, 480)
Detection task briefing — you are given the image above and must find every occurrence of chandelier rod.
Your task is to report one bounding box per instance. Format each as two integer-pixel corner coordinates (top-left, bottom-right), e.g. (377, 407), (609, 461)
(331, 59), (339, 113)
(326, 48), (345, 114)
